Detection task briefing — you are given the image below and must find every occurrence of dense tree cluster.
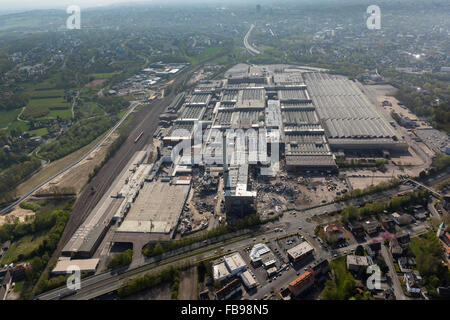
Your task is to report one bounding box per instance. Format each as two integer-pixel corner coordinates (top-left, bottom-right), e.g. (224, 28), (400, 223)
(118, 266), (181, 298)
(336, 179), (400, 202)
(0, 158), (41, 205)
(142, 214), (271, 258)
(0, 200), (73, 298)
(341, 189), (429, 222)
(409, 231), (450, 297)
(108, 249), (133, 270)
(39, 116), (115, 161)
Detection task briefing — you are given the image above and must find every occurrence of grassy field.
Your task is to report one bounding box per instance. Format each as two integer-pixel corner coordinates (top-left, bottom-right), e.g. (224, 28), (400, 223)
(189, 47), (224, 65)
(0, 109), (21, 129)
(1, 233), (46, 265)
(15, 133), (105, 197)
(91, 72), (119, 79)
(27, 127), (49, 137)
(14, 280), (24, 292)
(31, 89), (65, 99)
(22, 96), (70, 120)
(78, 102), (104, 118)
(7, 119), (30, 134)
(45, 108), (72, 120)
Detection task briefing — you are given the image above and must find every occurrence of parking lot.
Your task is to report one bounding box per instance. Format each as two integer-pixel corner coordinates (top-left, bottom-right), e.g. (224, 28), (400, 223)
(414, 128), (449, 154)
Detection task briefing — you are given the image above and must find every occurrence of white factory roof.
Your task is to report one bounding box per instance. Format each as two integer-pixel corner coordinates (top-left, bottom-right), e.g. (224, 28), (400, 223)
(224, 252), (247, 273)
(249, 243), (271, 262)
(240, 270), (257, 288)
(287, 241), (314, 259)
(52, 258), (100, 275)
(213, 262), (230, 281)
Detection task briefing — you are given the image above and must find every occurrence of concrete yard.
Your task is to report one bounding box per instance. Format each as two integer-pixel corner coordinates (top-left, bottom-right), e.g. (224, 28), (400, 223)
(117, 180), (190, 234)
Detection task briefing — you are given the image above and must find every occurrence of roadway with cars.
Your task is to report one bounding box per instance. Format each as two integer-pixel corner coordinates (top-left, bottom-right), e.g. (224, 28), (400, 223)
(36, 180), (430, 300)
(244, 24), (261, 56)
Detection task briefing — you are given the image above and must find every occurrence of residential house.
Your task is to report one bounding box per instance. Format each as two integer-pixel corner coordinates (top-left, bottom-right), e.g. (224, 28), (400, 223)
(390, 238), (403, 258)
(381, 215), (395, 232)
(404, 272), (422, 294)
(324, 224), (345, 243)
(288, 270), (315, 297)
(346, 255), (373, 272)
(398, 257), (416, 273)
(215, 278), (242, 300)
(365, 240), (382, 257)
(12, 263), (31, 282)
(392, 213), (413, 226)
(363, 219), (380, 235)
(348, 221), (365, 238)
(438, 231), (450, 262)
(396, 231), (411, 249)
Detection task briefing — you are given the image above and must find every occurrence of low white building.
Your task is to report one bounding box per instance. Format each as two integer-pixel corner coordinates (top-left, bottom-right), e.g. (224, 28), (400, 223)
(249, 243), (271, 265)
(213, 262), (230, 282)
(224, 252), (247, 276)
(52, 258), (100, 275)
(240, 270), (257, 289)
(287, 241), (314, 263)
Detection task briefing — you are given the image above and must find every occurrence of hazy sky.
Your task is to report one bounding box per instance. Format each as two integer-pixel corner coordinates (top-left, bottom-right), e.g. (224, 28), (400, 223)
(0, 0), (148, 11)
(0, 0), (275, 11)
(0, 0), (266, 11)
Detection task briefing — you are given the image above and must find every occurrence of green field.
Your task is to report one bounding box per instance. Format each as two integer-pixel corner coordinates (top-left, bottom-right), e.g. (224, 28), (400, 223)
(7, 119), (30, 134)
(0, 109), (21, 129)
(189, 47), (224, 65)
(1, 233), (46, 265)
(79, 102), (104, 118)
(91, 72), (119, 79)
(31, 89), (65, 99)
(22, 96), (69, 120)
(27, 97), (67, 108)
(46, 108), (72, 120)
(27, 127), (49, 136)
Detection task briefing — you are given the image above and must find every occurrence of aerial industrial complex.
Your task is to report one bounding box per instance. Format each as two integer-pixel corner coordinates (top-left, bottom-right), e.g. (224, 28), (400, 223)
(58, 64), (408, 275)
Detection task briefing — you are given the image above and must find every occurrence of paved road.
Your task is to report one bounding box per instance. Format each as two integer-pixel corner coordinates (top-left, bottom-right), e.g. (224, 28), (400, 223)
(381, 244), (407, 300)
(1, 101), (141, 215)
(244, 24), (260, 56)
(407, 178), (441, 198)
(427, 199), (441, 220)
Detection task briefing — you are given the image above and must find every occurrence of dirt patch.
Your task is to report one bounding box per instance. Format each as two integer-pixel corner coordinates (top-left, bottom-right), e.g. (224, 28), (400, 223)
(178, 267), (198, 300)
(0, 207), (34, 226)
(86, 79), (106, 87)
(16, 134), (105, 197)
(378, 96), (432, 130)
(37, 132), (119, 195)
(123, 282), (172, 300)
(348, 176), (394, 190)
(390, 147), (425, 167)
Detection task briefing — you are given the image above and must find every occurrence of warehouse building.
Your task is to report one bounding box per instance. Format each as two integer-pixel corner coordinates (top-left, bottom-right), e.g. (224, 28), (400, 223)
(346, 255), (373, 272)
(249, 243), (272, 266)
(287, 241), (315, 263)
(215, 278), (242, 300)
(213, 262), (231, 282)
(240, 270), (258, 289)
(224, 252), (247, 276)
(52, 258), (100, 275)
(304, 72), (407, 152)
(288, 270), (315, 297)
